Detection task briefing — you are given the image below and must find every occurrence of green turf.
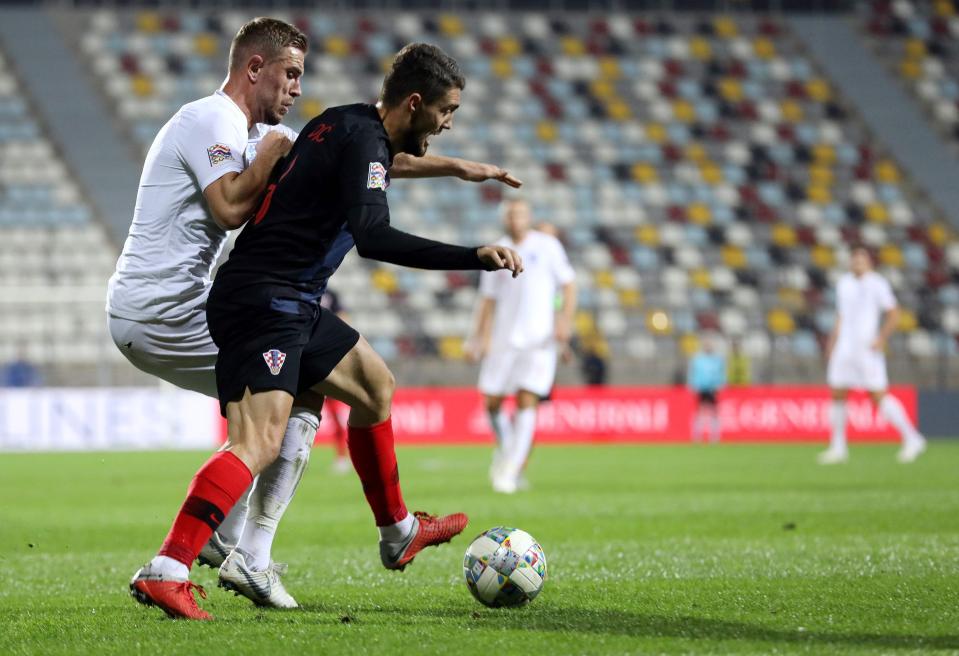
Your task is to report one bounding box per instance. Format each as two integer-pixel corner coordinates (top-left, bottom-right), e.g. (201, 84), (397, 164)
(1, 443), (958, 655)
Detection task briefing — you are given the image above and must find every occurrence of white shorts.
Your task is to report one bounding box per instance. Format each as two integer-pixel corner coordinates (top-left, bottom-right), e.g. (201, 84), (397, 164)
(478, 345), (557, 398)
(108, 312), (218, 398)
(827, 348), (888, 392)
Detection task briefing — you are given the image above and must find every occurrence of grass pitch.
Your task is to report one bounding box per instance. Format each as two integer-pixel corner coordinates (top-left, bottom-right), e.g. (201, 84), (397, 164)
(2, 443), (958, 655)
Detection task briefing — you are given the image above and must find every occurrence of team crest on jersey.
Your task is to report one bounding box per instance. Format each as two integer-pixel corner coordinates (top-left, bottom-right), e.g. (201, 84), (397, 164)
(367, 162), (388, 190)
(262, 349), (286, 376)
(207, 143), (234, 167)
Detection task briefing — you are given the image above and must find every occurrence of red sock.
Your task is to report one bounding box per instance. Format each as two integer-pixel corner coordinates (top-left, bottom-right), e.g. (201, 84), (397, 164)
(347, 417), (408, 526)
(158, 451), (253, 567)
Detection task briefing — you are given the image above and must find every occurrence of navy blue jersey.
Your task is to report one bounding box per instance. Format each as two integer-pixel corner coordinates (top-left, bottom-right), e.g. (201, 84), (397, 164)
(212, 103), (483, 317)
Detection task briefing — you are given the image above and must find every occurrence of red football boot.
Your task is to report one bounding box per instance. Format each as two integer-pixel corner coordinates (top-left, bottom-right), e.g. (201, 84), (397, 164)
(129, 564), (213, 620)
(380, 511), (469, 571)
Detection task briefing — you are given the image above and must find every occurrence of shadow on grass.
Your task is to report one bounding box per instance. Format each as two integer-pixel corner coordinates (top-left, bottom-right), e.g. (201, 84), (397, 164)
(366, 604), (959, 651)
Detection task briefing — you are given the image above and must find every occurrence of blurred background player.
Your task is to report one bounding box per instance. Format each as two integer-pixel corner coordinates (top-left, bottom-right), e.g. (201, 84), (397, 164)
(468, 199), (576, 494)
(687, 335), (726, 443)
(726, 338), (752, 387)
(320, 286), (351, 473)
(820, 246), (927, 465)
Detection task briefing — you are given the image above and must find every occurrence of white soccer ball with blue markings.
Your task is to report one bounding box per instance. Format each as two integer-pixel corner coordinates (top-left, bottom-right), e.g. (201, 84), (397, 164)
(463, 526), (547, 607)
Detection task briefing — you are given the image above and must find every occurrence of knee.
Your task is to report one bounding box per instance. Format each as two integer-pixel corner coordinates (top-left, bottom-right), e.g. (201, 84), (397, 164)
(485, 396), (503, 414)
(367, 367), (395, 414)
(242, 418), (287, 473)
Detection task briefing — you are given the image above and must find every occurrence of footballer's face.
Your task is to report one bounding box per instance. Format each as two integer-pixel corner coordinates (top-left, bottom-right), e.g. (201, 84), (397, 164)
(851, 248), (872, 276)
(503, 201), (532, 240)
(401, 87), (460, 156)
(255, 46), (304, 125)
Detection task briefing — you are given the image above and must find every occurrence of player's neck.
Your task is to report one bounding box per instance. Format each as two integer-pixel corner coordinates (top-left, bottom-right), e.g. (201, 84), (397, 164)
(376, 102), (407, 152)
(509, 230), (529, 245)
(220, 80), (255, 130)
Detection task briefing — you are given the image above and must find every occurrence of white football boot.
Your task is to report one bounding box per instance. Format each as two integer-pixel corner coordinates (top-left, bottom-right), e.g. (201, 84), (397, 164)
(897, 438), (927, 464)
(196, 532), (233, 569)
(817, 447), (849, 465)
(218, 550), (298, 609)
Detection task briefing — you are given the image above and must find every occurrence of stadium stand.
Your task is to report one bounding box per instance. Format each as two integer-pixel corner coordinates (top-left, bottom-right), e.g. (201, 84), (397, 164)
(4, 8), (957, 385)
(0, 42), (123, 380)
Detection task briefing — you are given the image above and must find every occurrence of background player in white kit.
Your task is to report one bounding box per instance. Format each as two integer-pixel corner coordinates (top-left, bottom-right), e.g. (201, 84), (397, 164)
(107, 18), (522, 611)
(820, 246), (927, 465)
(468, 200), (576, 494)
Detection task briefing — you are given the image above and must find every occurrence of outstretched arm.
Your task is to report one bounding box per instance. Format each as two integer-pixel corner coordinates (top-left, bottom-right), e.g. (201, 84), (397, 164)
(347, 205), (523, 276)
(390, 154), (522, 188)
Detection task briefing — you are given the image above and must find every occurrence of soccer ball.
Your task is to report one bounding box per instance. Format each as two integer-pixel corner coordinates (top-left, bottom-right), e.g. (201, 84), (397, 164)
(463, 526), (547, 607)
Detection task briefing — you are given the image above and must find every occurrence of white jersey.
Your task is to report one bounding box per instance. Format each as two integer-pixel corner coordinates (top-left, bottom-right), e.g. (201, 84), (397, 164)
(834, 271), (896, 353)
(106, 90), (297, 322)
(479, 231), (575, 350)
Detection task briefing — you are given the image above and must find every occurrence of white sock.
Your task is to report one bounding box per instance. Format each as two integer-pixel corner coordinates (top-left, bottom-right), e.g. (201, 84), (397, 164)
(378, 512), (415, 543)
(488, 408), (513, 466)
(149, 554), (189, 580)
(829, 400), (848, 451)
(879, 395), (923, 446)
(507, 407), (537, 476)
(235, 407), (319, 571)
(691, 411), (706, 441)
(213, 482), (252, 546)
(709, 415), (721, 443)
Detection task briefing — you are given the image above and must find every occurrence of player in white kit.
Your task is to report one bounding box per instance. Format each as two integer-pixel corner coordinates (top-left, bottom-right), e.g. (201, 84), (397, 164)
(819, 246), (927, 464)
(109, 18), (523, 611)
(468, 200), (576, 493)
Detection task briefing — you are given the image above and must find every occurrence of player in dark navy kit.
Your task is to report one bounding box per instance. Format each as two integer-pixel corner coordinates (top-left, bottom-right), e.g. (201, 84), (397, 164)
(131, 43), (523, 619)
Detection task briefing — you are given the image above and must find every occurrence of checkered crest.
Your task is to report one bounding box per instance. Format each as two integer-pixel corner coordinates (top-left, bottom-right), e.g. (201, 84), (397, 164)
(262, 349), (286, 376)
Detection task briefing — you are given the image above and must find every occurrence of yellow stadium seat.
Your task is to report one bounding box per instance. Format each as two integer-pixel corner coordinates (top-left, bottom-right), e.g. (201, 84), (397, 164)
(380, 56), (394, 73)
(690, 37), (712, 60)
(691, 268), (712, 289)
(607, 100), (632, 121)
(131, 74), (153, 98)
(594, 270), (615, 289)
(685, 143), (708, 164)
(714, 17), (738, 38)
(590, 80), (615, 101)
(929, 222), (952, 246)
(897, 309), (918, 332)
(599, 57), (621, 79)
(935, 0), (955, 16)
(865, 202), (889, 224)
(561, 36), (585, 56)
(136, 11), (161, 33)
(904, 38), (927, 59)
(777, 287), (805, 310)
(371, 269), (398, 294)
(900, 58), (922, 80)
(700, 162), (724, 185)
(497, 36), (521, 57)
(325, 36), (350, 56)
(680, 333), (700, 357)
(575, 310), (596, 335)
(631, 162), (658, 184)
(771, 224), (797, 247)
(439, 14), (464, 36)
(647, 309), (672, 335)
(719, 78), (744, 103)
(805, 78), (832, 102)
(874, 160), (901, 184)
(812, 143), (836, 166)
(644, 122), (667, 143)
(194, 33), (219, 57)
(298, 98), (324, 120)
(753, 37), (776, 60)
(780, 99), (804, 123)
(767, 308), (796, 334)
(619, 288), (642, 308)
(721, 245), (747, 269)
(688, 203), (711, 225)
(811, 245), (835, 268)
(879, 244), (903, 268)
(809, 165), (834, 187)
(672, 100), (696, 123)
(491, 57), (513, 78)
(536, 121), (558, 142)
(439, 336), (465, 360)
(635, 224), (660, 246)
(806, 185), (832, 204)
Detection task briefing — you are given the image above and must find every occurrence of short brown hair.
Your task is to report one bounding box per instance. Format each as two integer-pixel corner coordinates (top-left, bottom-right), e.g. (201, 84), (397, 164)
(229, 17), (308, 71)
(380, 43), (465, 107)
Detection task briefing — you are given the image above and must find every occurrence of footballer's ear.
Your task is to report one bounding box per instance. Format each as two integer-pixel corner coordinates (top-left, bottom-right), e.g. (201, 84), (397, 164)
(407, 92), (423, 114)
(247, 54), (265, 82)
